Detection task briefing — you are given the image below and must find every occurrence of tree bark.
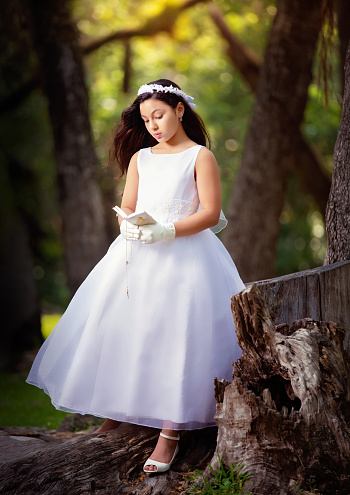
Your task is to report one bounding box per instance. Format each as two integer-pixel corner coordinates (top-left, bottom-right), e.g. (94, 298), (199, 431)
(254, 260), (350, 352)
(335, 0), (350, 95)
(223, 0), (323, 282)
(324, 39), (350, 265)
(0, 422), (217, 494)
(26, 0), (108, 294)
(211, 282), (350, 495)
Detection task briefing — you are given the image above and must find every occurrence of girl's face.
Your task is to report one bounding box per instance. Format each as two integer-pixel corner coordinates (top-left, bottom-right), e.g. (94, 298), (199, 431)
(140, 98), (184, 143)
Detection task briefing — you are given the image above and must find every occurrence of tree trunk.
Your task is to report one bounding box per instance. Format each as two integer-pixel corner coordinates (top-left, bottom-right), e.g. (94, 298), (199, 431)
(324, 39), (350, 265)
(26, 0), (108, 295)
(223, 0), (323, 282)
(335, 0), (350, 95)
(0, 154), (42, 369)
(211, 280), (350, 495)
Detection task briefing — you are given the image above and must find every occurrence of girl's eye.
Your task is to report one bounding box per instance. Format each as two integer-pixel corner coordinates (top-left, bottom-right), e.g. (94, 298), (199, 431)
(156, 115), (163, 120)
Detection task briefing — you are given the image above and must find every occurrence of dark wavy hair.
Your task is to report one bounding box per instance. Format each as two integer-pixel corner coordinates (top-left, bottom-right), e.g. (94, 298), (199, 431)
(109, 79), (211, 175)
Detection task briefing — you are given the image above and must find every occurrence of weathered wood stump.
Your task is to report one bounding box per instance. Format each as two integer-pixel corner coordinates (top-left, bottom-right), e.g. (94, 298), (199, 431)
(210, 277), (350, 495)
(255, 260), (350, 353)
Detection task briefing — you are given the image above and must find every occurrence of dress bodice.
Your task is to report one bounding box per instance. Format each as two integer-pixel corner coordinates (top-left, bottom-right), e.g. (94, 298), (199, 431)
(136, 145), (202, 224)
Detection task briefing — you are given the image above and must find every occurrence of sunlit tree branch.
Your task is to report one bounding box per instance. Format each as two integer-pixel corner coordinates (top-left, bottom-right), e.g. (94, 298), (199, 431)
(83, 0), (208, 55)
(0, 0), (208, 113)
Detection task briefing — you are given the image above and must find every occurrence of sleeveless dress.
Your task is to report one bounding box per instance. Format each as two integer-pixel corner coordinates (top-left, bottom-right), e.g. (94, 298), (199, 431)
(26, 145), (245, 430)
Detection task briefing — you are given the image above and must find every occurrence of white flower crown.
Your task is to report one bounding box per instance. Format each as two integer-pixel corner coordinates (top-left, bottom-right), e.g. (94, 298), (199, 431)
(137, 84), (196, 109)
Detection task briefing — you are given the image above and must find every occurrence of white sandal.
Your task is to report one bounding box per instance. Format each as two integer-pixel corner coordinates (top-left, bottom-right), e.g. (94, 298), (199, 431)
(143, 432), (180, 474)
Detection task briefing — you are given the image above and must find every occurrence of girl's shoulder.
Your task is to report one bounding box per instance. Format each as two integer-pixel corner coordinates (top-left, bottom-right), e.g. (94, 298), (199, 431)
(197, 146), (214, 157)
(127, 150), (140, 172)
(194, 147), (219, 175)
(130, 150), (141, 163)
(196, 146), (217, 163)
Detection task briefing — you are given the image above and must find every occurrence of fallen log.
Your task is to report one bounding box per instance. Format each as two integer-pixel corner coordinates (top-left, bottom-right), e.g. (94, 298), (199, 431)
(0, 422), (217, 494)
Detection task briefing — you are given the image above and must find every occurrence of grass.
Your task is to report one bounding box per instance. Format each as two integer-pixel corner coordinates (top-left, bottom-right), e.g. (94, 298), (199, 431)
(185, 457), (320, 495)
(0, 312), (67, 429)
(0, 370), (67, 429)
(186, 455), (251, 494)
(0, 314), (106, 431)
(292, 481), (319, 494)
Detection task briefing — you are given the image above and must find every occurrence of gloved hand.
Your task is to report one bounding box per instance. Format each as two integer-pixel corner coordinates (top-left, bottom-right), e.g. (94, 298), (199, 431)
(139, 222), (176, 244)
(120, 220), (140, 241)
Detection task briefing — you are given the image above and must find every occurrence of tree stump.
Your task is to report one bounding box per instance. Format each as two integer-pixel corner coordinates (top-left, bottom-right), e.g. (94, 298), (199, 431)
(255, 260), (350, 353)
(211, 282), (350, 495)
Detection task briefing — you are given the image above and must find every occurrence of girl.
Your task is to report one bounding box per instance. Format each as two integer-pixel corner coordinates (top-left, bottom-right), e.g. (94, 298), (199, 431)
(26, 79), (245, 474)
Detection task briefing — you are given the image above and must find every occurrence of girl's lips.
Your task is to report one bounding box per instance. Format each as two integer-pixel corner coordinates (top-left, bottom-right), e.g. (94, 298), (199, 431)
(154, 133), (162, 139)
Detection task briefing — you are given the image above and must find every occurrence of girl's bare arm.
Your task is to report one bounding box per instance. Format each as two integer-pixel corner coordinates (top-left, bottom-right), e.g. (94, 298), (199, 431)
(173, 147), (222, 237)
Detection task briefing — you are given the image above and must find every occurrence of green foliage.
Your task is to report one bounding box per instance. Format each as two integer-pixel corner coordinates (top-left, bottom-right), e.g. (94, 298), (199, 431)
(292, 480), (319, 494)
(277, 177), (327, 275)
(186, 455), (251, 494)
(0, 371), (66, 429)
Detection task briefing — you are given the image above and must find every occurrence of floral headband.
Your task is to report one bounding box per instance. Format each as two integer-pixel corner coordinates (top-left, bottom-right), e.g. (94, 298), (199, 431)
(137, 84), (196, 109)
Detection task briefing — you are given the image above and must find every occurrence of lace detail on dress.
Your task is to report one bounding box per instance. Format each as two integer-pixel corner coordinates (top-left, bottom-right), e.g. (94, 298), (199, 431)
(137, 198), (199, 223)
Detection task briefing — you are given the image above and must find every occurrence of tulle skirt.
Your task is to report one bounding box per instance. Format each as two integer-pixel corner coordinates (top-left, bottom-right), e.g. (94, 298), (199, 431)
(27, 230), (245, 430)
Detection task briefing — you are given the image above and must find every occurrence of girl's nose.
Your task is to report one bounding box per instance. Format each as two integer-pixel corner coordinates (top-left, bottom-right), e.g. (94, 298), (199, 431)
(150, 120), (158, 130)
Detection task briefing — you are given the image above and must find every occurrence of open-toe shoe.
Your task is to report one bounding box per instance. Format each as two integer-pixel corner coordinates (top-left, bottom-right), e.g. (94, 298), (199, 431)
(143, 432), (180, 475)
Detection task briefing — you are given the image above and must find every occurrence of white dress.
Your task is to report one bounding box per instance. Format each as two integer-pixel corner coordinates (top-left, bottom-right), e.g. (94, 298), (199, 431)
(27, 145), (245, 430)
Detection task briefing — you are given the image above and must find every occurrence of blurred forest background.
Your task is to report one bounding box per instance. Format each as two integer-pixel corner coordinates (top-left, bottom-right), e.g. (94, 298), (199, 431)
(0, 0), (347, 371)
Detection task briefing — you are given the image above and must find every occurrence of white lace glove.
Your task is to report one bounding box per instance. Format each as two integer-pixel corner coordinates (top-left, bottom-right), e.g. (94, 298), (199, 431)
(139, 222), (176, 244)
(120, 220), (140, 241)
